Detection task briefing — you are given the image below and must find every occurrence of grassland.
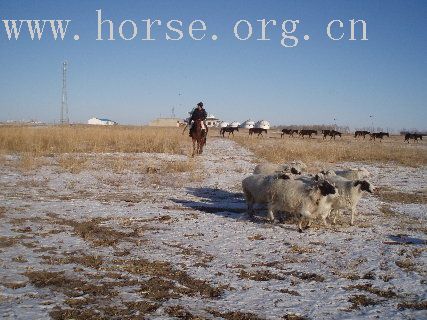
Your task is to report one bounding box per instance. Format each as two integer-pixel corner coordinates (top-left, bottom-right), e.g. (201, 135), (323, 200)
(0, 125), (425, 168)
(229, 130), (426, 167)
(0, 125), (190, 155)
(1, 127), (426, 319)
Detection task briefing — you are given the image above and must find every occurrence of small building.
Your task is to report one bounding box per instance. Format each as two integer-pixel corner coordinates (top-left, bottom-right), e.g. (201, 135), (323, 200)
(219, 121), (229, 128)
(241, 120), (255, 129)
(205, 114), (221, 128)
(149, 117), (185, 127)
(185, 114), (222, 127)
(88, 117), (117, 125)
(255, 120), (271, 130)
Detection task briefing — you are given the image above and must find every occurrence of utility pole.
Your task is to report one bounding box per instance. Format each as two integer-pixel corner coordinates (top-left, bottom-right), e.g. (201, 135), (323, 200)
(60, 61), (69, 124)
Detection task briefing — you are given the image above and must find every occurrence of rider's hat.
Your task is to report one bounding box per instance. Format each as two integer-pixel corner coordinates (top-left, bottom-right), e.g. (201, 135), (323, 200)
(197, 102), (204, 107)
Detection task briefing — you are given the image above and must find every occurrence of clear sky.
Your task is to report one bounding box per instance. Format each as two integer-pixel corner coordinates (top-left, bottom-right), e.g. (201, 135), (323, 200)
(0, 0), (426, 131)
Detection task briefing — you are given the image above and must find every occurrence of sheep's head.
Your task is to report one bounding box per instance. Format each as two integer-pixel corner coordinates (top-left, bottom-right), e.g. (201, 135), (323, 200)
(290, 167), (301, 175)
(318, 180), (337, 197)
(354, 180), (374, 193)
(277, 173), (291, 180)
(314, 173), (324, 181)
(356, 167), (371, 178)
(290, 160), (307, 172)
(320, 169), (336, 176)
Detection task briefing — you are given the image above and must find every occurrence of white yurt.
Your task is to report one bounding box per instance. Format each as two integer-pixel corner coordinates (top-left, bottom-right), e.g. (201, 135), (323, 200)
(219, 121), (229, 128)
(255, 120), (271, 130)
(205, 114), (221, 127)
(88, 117), (117, 125)
(229, 121), (241, 128)
(241, 119), (255, 129)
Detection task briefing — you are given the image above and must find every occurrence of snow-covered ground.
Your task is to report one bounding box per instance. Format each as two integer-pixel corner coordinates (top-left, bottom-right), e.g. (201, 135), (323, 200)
(0, 138), (426, 319)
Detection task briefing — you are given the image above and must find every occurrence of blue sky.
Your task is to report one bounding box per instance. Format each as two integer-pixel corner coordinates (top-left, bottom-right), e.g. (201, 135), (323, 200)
(0, 0), (426, 131)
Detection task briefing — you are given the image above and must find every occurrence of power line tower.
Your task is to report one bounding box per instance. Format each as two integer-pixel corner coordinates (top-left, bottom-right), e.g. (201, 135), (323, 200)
(60, 61), (69, 124)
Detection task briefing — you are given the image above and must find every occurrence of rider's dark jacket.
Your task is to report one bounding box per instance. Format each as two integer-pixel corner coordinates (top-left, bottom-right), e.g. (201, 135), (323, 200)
(190, 108), (207, 122)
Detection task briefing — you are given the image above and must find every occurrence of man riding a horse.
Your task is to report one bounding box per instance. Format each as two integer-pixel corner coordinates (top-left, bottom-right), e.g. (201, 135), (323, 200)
(188, 102), (208, 137)
(185, 101), (208, 156)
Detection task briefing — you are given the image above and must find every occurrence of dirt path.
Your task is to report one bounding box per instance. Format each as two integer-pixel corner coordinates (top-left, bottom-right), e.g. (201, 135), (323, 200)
(0, 138), (426, 319)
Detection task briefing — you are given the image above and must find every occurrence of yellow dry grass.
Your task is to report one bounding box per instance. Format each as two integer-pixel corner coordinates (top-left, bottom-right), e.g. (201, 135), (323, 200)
(0, 125), (190, 155)
(233, 132), (427, 167)
(0, 125), (200, 173)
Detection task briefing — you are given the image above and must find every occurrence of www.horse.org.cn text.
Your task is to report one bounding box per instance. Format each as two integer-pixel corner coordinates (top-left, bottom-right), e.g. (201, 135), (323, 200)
(1, 9), (368, 47)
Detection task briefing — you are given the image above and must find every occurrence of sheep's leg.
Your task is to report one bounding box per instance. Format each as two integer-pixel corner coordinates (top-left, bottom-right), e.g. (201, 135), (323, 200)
(298, 217), (307, 232)
(246, 201), (253, 216)
(298, 220), (304, 233)
(267, 204), (276, 222)
(331, 209), (339, 224)
(298, 210), (311, 232)
(350, 206), (357, 226)
(244, 193), (255, 219)
(321, 210), (331, 227)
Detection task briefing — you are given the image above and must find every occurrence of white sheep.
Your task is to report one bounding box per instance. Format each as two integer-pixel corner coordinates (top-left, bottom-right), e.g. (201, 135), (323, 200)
(294, 175), (338, 227)
(322, 167), (370, 180)
(253, 160), (307, 175)
(242, 173), (338, 232)
(325, 175), (374, 225)
(336, 167), (370, 180)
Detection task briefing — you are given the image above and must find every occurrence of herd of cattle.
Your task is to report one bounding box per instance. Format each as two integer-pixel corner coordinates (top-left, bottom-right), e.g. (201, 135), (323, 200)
(242, 161), (374, 232)
(219, 126), (423, 142)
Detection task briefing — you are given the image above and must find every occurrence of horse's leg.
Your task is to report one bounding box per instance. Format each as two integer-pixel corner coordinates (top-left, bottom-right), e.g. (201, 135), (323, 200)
(192, 139), (196, 157)
(199, 138), (204, 154)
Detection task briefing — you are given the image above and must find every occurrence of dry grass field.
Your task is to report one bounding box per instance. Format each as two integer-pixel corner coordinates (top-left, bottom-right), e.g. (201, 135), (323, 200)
(1, 125), (425, 167)
(225, 129), (426, 167)
(0, 125), (191, 155)
(0, 125), (426, 319)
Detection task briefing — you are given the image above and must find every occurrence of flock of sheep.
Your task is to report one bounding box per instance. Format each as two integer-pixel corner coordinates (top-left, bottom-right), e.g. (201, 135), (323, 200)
(242, 161), (374, 232)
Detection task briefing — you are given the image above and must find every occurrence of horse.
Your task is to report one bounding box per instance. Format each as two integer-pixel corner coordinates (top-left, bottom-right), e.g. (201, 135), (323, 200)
(190, 119), (207, 156)
(370, 132), (389, 141)
(355, 130), (370, 139)
(299, 129), (317, 139)
(249, 128), (267, 137)
(329, 130), (342, 140)
(322, 130), (332, 139)
(404, 133), (423, 143)
(220, 127), (239, 137)
(281, 129), (298, 138)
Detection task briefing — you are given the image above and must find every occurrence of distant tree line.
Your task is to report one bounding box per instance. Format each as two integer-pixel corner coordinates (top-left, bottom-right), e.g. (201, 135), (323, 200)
(400, 129), (427, 135)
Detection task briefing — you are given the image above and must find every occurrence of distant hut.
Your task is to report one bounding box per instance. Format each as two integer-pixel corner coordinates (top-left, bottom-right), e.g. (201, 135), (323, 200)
(149, 117), (185, 127)
(205, 114), (221, 127)
(229, 121), (241, 128)
(255, 120), (271, 130)
(241, 119), (255, 129)
(220, 121), (229, 128)
(88, 117), (117, 125)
